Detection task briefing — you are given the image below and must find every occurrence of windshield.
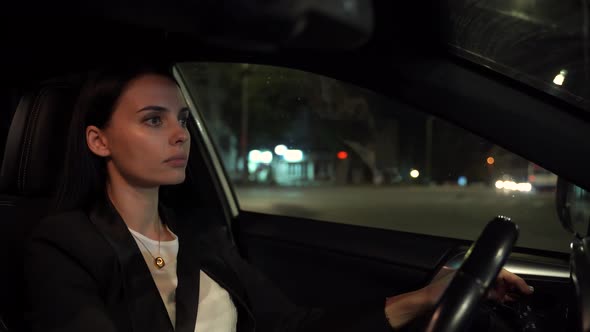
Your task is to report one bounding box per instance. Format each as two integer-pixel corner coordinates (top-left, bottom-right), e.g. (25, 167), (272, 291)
(448, 0), (589, 110)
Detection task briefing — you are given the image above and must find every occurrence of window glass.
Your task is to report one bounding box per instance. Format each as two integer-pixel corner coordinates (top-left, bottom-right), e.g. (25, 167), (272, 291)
(448, 0), (589, 110)
(178, 62), (571, 253)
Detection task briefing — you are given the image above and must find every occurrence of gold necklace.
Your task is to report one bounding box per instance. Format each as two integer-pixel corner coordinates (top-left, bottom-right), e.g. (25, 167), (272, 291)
(131, 219), (166, 269)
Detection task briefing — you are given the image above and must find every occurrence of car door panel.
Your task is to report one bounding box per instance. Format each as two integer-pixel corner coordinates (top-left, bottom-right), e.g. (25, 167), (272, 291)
(235, 211), (575, 330)
(235, 211), (468, 306)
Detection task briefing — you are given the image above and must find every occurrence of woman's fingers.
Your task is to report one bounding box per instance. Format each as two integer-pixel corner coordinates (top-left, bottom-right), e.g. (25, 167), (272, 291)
(486, 269), (534, 303)
(498, 269), (534, 295)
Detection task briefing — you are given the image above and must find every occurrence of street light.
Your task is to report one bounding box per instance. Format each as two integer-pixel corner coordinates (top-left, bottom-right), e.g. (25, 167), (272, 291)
(260, 151), (273, 164)
(274, 144), (287, 155)
(284, 149), (304, 163)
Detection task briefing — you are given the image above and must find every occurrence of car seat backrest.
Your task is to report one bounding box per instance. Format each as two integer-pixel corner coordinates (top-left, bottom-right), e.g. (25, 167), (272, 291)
(0, 80), (79, 332)
(0, 83), (78, 195)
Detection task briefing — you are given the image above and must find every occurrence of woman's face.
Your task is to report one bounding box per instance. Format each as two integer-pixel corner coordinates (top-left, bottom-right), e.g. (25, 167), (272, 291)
(87, 74), (191, 187)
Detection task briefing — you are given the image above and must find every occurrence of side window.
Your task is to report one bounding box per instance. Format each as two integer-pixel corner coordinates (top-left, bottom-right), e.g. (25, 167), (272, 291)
(177, 63), (570, 253)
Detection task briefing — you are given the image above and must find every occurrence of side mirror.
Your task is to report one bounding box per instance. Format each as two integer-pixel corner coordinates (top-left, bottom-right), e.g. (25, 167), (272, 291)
(556, 177), (590, 237)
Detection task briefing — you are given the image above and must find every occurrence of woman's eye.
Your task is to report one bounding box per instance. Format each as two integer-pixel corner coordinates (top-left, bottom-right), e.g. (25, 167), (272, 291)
(146, 116), (162, 126)
(179, 116), (189, 127)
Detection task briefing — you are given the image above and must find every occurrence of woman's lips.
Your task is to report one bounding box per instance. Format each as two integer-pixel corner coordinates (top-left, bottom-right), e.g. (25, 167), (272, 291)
(164, 155), (188, 167)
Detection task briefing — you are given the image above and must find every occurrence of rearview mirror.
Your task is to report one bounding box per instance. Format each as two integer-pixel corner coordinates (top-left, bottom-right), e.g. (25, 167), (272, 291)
(556, 177), (590, 237)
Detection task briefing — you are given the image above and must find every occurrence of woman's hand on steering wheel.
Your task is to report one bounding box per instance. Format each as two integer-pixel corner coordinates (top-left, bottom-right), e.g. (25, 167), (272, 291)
(486, 269), (534, 303)
(424, 268), (534, 306)
(382, 268), (534, 329)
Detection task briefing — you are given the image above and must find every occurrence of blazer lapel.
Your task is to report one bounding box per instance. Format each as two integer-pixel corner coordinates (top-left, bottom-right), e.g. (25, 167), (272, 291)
(163, 206), (252, 331)
(88, 198), (174, 332)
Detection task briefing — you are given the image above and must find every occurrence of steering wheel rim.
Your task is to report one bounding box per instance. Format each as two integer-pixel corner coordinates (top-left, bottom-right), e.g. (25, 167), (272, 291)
(425, 216), (519, 332)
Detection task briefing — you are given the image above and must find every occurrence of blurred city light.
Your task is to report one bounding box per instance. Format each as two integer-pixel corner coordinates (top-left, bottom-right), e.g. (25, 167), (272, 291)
(495, 180), (532, 192)
(284, 149), (304, 162)
(458, 176), (468, 187)
(248, 150), (261, 162)
(487, 157), (495, 165)
(337, 151), (348, 160)
(260, 151), (273, 164)
(504, 181), (518, 191)
(517, 182), (532, 192)
(274, 144), (288, 156)
(553, 69), (567, 86)
(410, 169), (420, 178)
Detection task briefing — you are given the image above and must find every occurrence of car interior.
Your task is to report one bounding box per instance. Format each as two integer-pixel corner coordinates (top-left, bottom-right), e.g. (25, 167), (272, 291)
(1, 1), (590, 331)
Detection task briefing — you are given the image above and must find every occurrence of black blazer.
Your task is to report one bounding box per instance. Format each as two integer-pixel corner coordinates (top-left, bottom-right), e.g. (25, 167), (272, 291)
(23, 197), (392, 332)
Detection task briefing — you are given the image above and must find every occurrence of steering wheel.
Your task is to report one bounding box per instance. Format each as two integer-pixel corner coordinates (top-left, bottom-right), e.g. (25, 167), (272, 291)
(425, 216), (519, 332)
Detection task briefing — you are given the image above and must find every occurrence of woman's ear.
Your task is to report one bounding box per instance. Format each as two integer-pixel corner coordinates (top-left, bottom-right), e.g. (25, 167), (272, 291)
(86, 125), (111, 157)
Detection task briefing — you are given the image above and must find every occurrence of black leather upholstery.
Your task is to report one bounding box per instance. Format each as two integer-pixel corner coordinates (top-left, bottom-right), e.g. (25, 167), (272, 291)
(0, 83), (78, 196)
(0, 80), (79, 332)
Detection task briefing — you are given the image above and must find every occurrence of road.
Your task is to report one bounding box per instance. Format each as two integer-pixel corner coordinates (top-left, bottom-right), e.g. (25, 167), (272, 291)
(235, 185), (572, 253)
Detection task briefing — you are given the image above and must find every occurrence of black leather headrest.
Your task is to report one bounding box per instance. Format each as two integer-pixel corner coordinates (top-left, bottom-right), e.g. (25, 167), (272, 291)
(0, 82), (78, 196)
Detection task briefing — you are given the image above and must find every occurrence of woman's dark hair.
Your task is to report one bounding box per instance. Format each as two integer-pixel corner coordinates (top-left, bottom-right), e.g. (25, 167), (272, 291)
(54, 62), (181, 212)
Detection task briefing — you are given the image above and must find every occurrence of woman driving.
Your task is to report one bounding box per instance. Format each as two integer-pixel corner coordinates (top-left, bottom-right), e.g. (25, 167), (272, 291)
(23, 63), (533, 332)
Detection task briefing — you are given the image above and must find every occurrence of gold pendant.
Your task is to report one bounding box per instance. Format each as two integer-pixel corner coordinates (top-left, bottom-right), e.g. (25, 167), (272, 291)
(155, 257), (165, 269)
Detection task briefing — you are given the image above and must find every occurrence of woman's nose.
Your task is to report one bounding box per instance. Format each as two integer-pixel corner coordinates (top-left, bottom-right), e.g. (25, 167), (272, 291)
(171, 123), (189, 145)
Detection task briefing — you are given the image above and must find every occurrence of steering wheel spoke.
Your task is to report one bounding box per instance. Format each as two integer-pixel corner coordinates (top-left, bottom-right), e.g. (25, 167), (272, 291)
(426, 216), (519, 332)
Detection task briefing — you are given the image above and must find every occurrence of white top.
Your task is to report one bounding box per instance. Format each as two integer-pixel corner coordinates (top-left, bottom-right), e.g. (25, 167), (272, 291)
(195, 270), (238, 332)
(129, 226), (238, 331)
